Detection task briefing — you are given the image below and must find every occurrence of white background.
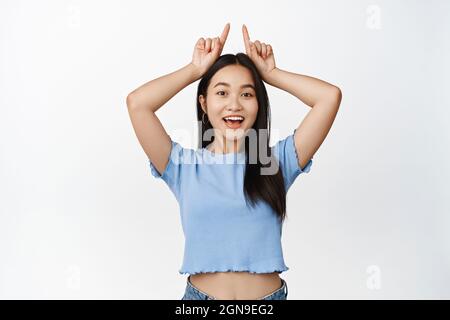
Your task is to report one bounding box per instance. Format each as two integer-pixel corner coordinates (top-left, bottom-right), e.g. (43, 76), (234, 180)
(1, 0), (449, 299)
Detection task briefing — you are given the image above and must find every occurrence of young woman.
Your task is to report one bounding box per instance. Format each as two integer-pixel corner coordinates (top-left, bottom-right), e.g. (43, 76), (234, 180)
(126, 23), (342, 300)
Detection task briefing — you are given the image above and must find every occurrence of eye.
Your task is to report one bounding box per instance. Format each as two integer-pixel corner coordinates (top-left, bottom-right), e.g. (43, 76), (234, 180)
(216, 91), (253, 97)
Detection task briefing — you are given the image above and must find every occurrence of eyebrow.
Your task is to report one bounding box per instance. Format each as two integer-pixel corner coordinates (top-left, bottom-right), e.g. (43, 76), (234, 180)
(213, 82), (255, 90)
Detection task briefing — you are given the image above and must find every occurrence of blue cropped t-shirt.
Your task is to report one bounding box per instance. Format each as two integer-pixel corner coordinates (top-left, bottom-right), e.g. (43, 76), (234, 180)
(148, 129), (313, 275)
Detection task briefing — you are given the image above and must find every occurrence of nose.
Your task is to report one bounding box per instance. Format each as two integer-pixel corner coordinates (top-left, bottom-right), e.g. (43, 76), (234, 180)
(226, 105), (242, 112)
(226, 97), (244, 111)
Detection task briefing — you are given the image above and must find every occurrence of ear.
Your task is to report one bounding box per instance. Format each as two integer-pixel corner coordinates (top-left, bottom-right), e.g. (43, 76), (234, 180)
(199, 95), (207, 113)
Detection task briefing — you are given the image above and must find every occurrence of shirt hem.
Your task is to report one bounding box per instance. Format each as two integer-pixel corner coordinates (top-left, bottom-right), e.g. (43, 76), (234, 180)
(178, 265), (289, 276)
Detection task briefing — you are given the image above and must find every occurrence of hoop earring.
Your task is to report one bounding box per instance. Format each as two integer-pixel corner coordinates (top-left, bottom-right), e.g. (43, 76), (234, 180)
(202, 113), (209, 125)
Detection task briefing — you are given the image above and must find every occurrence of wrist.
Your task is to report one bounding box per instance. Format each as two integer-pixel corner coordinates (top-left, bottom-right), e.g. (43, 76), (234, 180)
(187, 62), (202, 82)
(264, 67), (281, 85)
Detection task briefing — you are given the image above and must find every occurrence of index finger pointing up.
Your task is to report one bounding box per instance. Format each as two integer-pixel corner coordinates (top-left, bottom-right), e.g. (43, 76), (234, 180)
(219, 23), (230, 45)
(242, 24), (251, 54)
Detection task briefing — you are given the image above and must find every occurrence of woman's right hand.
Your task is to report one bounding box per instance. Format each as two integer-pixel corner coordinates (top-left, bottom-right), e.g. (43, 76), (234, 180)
(190, 23), (230, 80)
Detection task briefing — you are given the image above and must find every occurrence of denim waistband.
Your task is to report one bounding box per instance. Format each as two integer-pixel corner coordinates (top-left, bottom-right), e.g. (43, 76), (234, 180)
(186, 275), (287, 300)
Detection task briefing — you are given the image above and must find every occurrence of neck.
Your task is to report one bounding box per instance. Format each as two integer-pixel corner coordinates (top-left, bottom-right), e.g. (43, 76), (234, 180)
(207, 137), (245, 154)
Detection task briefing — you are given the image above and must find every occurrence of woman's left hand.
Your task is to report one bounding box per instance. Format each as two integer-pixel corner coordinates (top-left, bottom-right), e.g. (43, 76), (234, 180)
(242, 24), (277, 82)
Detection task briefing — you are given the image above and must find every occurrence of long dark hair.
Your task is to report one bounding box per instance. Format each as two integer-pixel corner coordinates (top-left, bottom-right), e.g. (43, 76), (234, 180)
(196, 53), (288, 223)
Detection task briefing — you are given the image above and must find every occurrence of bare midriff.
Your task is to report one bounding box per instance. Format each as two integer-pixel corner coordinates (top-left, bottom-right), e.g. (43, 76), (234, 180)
(189, 271), (282, 300)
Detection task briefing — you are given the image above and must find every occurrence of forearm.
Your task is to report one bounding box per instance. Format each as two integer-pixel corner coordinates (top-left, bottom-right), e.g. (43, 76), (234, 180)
(127, 63), (200, 113)
(265, 67), (340, 107)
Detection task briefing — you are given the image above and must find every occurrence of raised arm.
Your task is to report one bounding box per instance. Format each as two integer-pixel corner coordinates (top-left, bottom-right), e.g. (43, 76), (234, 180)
(126, 23), (230, 175)
(126, 63), (199, 176)
(264, 68), (341, 170)
(242, 24), (342, 170)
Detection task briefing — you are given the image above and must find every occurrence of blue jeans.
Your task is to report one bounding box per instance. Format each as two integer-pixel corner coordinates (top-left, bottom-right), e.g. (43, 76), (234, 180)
(181, 275), (288, 300)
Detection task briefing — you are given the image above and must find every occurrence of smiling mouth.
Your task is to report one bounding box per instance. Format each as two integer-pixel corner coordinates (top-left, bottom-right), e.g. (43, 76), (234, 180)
(223, 117), (244, 129)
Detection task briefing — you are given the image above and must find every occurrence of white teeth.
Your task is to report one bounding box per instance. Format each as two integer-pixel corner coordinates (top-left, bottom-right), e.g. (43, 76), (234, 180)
(224, 116), (244, 121)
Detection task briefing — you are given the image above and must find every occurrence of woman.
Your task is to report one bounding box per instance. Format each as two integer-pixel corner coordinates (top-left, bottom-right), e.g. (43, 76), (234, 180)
(126, 23), (342, 300)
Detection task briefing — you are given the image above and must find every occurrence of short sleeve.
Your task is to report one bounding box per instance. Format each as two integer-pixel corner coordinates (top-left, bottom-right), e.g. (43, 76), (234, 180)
(271, 128), (313, 190)
(148, 138), (185, 200)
